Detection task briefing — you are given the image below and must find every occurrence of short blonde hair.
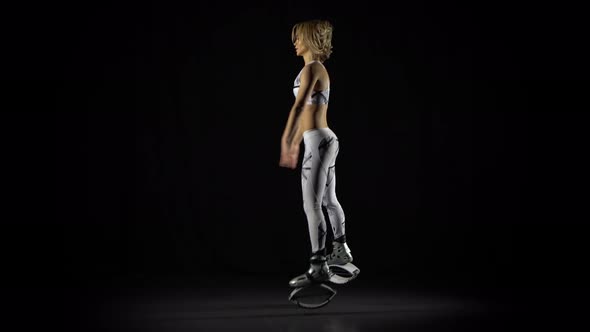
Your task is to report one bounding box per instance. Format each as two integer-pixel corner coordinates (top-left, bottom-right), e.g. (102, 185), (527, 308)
(291, 20), (333, 62)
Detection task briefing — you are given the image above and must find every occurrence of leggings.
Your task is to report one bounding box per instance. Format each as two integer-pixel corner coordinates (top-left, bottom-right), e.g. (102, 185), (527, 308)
(301, 127), (346, 254)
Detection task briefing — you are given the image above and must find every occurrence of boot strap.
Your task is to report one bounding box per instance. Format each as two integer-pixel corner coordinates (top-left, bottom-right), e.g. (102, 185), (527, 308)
(310, 254), (327, 264)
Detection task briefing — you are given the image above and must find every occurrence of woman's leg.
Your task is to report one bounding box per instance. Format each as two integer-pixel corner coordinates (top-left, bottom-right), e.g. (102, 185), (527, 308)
(301, 133), (339, 255)
(290, 130), (342, 287)
(322, 139), (346, 241)
(322, 138), (354, 265)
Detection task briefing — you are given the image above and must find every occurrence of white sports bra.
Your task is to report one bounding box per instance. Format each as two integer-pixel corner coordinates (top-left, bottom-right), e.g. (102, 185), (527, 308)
(293, 61), (330, 105)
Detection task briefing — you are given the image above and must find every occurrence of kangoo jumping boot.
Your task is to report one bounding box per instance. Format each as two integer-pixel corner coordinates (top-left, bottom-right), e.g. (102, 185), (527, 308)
(289, 252), (333, 288)
(328, 241), (353, 266)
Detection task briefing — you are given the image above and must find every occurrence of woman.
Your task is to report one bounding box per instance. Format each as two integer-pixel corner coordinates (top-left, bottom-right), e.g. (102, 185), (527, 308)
(279, 19), (355, 288)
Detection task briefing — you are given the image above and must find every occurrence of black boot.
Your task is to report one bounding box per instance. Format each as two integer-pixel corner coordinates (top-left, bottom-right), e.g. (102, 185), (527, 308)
(289, 252), (333, 288)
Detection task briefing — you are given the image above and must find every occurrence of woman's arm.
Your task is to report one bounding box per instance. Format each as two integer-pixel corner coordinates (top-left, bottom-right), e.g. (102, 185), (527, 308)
(279, 104), (304, 169)
(281, 64), (319, 148)
(281, 105), (301, 146)
(279, 64), (320, 169)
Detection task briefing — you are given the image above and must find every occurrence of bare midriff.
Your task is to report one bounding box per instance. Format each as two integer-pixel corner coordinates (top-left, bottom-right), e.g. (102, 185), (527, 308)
(300, 104), (329, 133)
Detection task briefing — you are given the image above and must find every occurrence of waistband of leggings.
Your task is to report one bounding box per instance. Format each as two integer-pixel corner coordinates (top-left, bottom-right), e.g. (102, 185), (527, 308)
(303, 127), (335, 140)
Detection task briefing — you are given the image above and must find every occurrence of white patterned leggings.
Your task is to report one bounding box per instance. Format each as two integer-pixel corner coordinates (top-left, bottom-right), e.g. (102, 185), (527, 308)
(301, 127), (346, 254)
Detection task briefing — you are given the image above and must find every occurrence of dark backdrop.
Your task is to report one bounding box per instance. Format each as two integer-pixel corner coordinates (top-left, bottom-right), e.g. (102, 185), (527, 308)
(22, 0), (588, 293)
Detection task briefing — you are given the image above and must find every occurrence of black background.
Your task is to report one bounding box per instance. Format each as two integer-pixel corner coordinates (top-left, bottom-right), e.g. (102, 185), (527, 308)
(9, 0), (589, 301)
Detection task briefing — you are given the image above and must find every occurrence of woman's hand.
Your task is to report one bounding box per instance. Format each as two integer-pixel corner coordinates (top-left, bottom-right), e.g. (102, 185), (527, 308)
(279, 143), (300, 169)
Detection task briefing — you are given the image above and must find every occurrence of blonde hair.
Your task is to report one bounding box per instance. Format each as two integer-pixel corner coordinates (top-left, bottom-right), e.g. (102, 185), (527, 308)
(291, 20), (334, 62)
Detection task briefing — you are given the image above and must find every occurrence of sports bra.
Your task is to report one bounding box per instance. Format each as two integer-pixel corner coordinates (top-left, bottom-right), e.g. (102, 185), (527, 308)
(293, 61), (330, 105)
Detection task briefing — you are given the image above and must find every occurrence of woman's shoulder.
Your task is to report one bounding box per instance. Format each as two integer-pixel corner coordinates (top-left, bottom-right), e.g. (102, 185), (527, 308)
(299, 61), (328, 80)
(305, 61), (328, 74)
(308, 60), (325, 67)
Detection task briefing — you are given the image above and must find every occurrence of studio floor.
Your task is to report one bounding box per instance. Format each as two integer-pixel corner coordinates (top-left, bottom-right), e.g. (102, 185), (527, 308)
(41, 275), (588, 331)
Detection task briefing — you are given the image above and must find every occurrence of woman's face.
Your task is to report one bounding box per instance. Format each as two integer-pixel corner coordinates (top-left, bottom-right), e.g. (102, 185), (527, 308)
(293, 35), (308, 56)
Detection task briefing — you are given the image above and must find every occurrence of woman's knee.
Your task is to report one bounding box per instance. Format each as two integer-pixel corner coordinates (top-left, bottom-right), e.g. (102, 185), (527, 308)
(322, 195), (340, 208)
(303, 200), (322, 214)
